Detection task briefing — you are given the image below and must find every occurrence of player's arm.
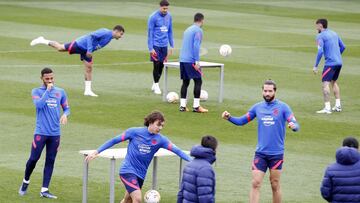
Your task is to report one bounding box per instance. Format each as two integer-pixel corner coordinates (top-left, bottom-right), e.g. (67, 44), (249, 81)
(320, 168), (333, 202)
(197, 167), (215, 203)
(168, 16), (174, 50)
(313, 37), (324, 73)
(60, 90), (70, 125)
(283, 104), (299, 132)
(32, 88), (50, 109)
(193, 31), (202, 64)
(85, 29), (104, 56)
(339, 37), (346, 54)
(162, 138), (192, 161)
(85, 131), (132, 162)
(222, 105), (256, 126)
(147, 16), (155, 52)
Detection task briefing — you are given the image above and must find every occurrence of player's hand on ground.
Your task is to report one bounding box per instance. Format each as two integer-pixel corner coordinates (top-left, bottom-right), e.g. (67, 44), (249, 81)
(85, 151), (99, 162)
(313, 67), (318, 74)
(86, 52), (93, 59)
(288, 122), (296, 130)
(60, 114), (67, 125)
(222, 111), (231, 120)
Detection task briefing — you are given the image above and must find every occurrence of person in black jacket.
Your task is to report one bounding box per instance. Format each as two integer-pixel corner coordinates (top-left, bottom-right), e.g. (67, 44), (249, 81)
(320, 136), (360, 203)
(178, 135), (218, 203)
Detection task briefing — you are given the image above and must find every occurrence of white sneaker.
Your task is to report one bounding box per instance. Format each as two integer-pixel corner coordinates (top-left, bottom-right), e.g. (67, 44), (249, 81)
(153, 84), (161, 95)
(84, 91), (98, 97)
(316, 108), (332, 114)
(30, 36), (45, 46)
(151, 83), (155, 91)
(332, 106), (342, 112)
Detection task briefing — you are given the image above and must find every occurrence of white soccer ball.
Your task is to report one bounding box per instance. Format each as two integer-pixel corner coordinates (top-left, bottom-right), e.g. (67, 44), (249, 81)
(219, 44), (232, 57)
(144, 190), (161, 203)
(200, 90), (208, 101)
(166, 92), (179, 103)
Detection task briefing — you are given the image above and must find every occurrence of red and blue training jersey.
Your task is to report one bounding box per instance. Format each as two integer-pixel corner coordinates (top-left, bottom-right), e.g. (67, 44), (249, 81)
(97, 127), (191, 179)
(228, 99), (299, 155)
(32, 85), (70, 136)
(75, 28), (113, 54)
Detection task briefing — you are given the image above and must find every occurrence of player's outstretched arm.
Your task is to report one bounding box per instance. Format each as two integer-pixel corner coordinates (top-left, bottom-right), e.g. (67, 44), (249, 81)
(223, 110), (255, 126)
(163, 139), (192, 161)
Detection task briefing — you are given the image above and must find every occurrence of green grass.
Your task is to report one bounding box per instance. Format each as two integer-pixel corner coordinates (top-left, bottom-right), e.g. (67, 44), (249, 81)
(0, 0), (359, 202)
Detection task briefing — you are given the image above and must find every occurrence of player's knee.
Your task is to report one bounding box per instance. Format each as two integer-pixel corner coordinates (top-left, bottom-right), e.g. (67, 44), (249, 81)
(270, 179), (280, 191)
(252, 179), (262, 189)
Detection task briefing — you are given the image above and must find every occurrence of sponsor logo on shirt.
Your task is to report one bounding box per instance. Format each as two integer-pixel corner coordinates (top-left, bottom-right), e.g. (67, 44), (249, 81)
(46, 98), (58, 108)
(261, 115), (275, 126)
(160, 26), (168, 33)
(138, 144), (151, 154)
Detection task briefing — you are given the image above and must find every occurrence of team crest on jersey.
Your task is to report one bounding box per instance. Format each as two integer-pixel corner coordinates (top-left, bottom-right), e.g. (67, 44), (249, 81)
(55, 92), (61, 98)
(151, 139), (157, 145)
(273, 108), (279, 116)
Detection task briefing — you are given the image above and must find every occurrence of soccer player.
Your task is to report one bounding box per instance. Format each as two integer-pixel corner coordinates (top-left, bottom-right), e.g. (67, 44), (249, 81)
(30, 25), (125, 97)
(19, 67), (70, 199)
(313, 19), (346, 114)
(178, 135), (217, 203)
(85, 111), (191, 203)
(222, 80), (299, 203)
(147, 0), (174, 95)
(179, 13), (208, 113)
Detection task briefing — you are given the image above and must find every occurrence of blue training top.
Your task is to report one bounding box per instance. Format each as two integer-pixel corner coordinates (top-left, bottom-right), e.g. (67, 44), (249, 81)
(32, 85), (70, 136)
(315, 29), (345, 67)
(97, 127), (191, 180)
(75, 28), (113, 54)
(179, 24), (203, 63)
(147, 10), (174, 51)
(228, 99), (299, 155)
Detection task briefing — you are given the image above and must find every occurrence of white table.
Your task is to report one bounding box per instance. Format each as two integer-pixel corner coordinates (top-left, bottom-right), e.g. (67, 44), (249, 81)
(79, 148), (190, 203)
(163, 61), (225, 103)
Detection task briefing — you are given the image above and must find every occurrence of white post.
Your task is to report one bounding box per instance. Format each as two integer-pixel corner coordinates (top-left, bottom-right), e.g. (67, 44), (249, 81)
(152, 157), (158, 190)
(109, 158), (115, 203)
(82, 155), (88, 203)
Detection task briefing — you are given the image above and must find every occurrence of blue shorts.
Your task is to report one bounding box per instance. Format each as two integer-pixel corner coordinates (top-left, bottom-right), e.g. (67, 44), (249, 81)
(252, 152), (284, 173)
(180, 62), (203, 80)
(150, 46), (168, 62)
(64, 41), (93, 63)
(119, 173), (144, 194)
(322, 65), (342, 82)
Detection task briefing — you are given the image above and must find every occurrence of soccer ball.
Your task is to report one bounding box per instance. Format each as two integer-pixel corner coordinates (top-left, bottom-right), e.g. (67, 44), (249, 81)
(219, 44), (232, 57)
(166, 92), (179, 103)
(200, 90), (208, 101)
(144, 190), (161, 203)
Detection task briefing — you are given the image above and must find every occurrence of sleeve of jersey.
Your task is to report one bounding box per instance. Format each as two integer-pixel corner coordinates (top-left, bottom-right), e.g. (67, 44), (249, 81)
(96, 131), (132, 153)
(193, 31), (202, 61)
(32, 89), (50, 109)
(314, 37), (324, 67)
(339, 37), (346, 54)
(228, 106), (256, 126)
(86, 29), (103, 53)
(61, 90), (70, 116)
(162, 138), (192, 161)
(147, 16), (155, 51)
(283, 104), (299, 132)
(168, 16), (174, 48)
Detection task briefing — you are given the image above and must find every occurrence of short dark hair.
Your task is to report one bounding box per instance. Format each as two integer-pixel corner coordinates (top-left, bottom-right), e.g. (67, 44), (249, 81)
(194, 13), (204, 22)
(343, 137), (359, 149)
(113, 25), (125, 33)
(41, 67), (53, 77)
(201, 135), (218, 151)
(144, 111), (165, 127)
(316, 19), (328, 29)
(159, 0), (169, 7)
(262, 79), (277, 91)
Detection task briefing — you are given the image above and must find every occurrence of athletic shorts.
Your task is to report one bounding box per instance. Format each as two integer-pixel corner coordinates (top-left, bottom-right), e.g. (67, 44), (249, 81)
(322, 65), (342, 82)
(119, 173), (144, 193)
(64, 41), (93, 63)
(150, 46), (168, 62)
(180, 62), (203, 80)
(252, 152), (284, 173)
